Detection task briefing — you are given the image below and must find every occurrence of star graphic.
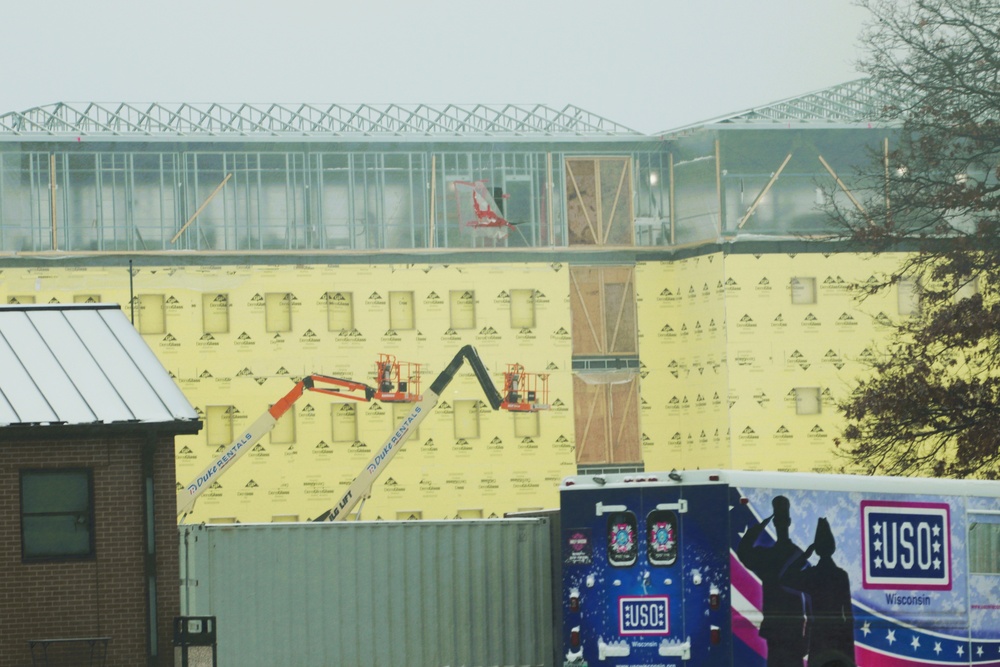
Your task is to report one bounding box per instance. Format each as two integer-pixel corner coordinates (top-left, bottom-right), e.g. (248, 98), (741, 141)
(874, 522), (882, 535)
(861, 622), (871, 637)
(977, 646), (984, 657)
(933, 540), (941, 553)
(911, 636), (920, 650)
(934, 642), (942, 655)
(875, 556), (883, 568)
(887, 630), (896, 645)
(957, 645), (965, 657)
(874, 538), (882, 552)
(932, 524), (941, 536)
(933, 558), (941, 569)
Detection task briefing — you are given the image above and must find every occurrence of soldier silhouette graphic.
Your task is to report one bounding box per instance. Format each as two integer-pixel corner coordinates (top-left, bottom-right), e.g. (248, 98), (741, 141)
(782, 517), (856, 667)
(736, 495), (806, 667)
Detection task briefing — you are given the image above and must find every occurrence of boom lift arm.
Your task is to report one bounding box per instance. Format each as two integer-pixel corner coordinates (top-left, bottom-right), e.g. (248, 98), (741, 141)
(177, 374), (376, 518)
(317, 345), (503, 521)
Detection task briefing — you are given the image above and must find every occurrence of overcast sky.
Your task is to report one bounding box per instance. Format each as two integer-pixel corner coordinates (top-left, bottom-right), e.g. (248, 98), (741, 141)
(0, 0), (870, 134)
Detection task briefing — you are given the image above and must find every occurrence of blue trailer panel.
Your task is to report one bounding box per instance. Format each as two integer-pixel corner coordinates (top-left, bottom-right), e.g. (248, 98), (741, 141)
(560, 470), (1000, 667)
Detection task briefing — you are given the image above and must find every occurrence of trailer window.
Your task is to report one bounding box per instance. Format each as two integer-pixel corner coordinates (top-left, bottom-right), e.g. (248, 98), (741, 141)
(647, 509), (678, 567)
(969, 517), (1000, 574)
(606, 511), (638, 567)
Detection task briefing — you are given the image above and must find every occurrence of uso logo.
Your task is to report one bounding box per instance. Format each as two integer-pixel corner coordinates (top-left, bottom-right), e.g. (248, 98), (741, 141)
(619, 596), (670, 635)
(861, 501), (951, 590)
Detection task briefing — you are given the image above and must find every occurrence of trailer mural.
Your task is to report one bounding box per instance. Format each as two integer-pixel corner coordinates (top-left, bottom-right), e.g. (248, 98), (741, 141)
(732, 487), (992, 667)
(560, 471), (1000, 667)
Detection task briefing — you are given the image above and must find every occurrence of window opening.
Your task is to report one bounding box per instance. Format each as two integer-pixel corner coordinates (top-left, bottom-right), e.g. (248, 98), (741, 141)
(21, 469), (94, 560)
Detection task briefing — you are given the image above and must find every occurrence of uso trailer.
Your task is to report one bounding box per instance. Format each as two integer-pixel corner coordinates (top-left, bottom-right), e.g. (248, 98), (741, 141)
(559, 470), (1000, 667)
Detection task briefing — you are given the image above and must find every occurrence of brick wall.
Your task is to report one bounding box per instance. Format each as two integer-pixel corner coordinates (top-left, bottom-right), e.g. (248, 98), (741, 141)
(0, 434), (179, 667)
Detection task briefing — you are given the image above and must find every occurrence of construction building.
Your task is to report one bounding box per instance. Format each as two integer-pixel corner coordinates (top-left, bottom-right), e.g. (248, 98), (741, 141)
(0, 80), (909, 522)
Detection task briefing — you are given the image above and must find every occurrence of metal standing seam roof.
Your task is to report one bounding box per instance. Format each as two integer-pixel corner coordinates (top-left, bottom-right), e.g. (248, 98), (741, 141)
(0, 303), (198, 429)
(0, 102), (643, 139)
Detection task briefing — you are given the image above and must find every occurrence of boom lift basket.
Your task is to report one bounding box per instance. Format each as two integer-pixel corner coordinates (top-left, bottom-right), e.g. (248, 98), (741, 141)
(374, 353), (422, 402)
(501, 363), (550, 412)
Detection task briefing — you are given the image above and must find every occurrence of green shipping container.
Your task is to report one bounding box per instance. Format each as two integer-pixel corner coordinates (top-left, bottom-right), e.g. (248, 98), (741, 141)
(179, 519), (555, 667)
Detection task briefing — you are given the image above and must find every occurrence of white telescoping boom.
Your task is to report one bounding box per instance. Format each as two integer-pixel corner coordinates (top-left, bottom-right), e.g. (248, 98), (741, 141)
(177, 374), (376, 518)
(316, 345), (504, 521)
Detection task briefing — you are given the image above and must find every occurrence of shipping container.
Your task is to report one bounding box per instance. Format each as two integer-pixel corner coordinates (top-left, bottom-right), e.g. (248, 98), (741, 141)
(559, 470), (1000, 667)
(180, 518), (555, 667)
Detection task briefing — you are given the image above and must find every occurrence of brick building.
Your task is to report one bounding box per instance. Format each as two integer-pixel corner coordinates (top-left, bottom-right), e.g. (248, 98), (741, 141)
(0, 303), (200, 666)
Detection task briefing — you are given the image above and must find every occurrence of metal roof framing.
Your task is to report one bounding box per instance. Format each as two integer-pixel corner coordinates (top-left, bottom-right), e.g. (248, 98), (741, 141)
(0, 79), (900, 143)
(718, 79), (892, 123)
(0, 101), (644, 139)
(663, 78), (899, 135)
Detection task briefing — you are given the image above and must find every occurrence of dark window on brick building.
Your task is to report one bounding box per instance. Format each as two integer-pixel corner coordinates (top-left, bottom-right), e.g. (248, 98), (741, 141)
(20, 469), (94, 561)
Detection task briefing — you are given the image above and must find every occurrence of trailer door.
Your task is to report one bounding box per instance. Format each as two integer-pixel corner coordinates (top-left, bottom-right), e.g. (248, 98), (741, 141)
(670, 482), (732, 666)
(629, 484), (689, 662)
(562, 481), (730, 666)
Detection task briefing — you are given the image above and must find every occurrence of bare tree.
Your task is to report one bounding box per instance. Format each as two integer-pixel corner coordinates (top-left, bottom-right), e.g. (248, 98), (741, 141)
(836, 0), (1000, 477)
